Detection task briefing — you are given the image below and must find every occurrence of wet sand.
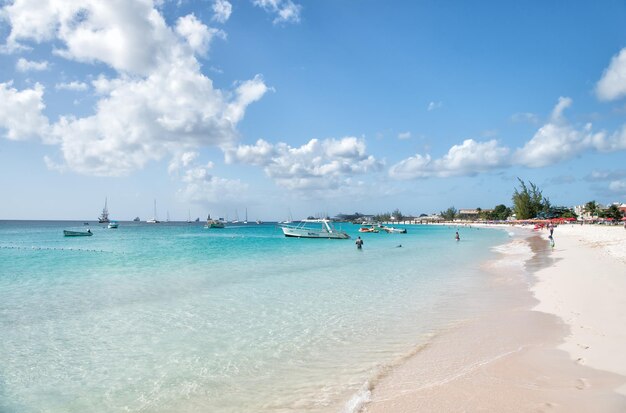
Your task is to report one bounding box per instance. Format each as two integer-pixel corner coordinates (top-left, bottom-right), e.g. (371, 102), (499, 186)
(363, 230), (626, 412)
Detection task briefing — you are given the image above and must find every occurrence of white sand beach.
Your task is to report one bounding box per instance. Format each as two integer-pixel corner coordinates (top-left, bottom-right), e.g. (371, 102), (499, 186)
(363, 224), (626, 412)
(533, 224), (626, 395)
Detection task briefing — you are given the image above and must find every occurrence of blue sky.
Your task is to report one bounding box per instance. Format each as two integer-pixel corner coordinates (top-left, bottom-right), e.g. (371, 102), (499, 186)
(1, 0), (626, 220)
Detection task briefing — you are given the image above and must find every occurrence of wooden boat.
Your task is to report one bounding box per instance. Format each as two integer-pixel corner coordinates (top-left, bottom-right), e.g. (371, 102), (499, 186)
(64, 229), (93, 236)
(204, 214), (225, 228)
(98, 198), (110, 223)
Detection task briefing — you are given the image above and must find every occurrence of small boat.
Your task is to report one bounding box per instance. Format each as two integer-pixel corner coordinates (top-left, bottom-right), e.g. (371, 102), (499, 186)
(64, 229), (93, 237)
(133, 217), (140, 222)
(204, 214), (225, 228)
(256, 220), (263, 224)
(381, 226), (407, 234)
(280, 219), (350, 239)
(359, 225), (379, 233)
(108, 221), (119, 229)
(147, 200), (160, 224)
(98, 198), (110, 223)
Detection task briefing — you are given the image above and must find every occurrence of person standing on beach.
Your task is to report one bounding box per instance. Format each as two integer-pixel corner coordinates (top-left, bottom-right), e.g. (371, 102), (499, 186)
(355, 236), (364, 250)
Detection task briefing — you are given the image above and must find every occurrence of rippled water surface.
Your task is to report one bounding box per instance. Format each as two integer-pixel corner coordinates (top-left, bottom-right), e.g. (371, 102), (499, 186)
(0, 221), (507, 413)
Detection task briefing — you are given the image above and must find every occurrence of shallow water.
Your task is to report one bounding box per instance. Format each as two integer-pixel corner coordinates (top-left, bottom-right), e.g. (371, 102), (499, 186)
(0, 221), (507, 413)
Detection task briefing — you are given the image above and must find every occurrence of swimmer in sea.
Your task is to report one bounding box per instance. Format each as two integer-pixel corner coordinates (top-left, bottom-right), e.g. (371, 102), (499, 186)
(355, 236), (363, 250)
(455, 231), (460, 241)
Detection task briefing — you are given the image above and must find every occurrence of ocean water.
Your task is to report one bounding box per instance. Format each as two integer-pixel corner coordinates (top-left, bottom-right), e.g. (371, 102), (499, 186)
(0, 221), (507, 413)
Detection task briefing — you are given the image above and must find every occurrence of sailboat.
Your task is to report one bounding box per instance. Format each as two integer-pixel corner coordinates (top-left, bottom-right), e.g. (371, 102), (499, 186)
(244, 208), (248, 224)
(146, 200), (160, 224)
(187, 210), (192, 223)
(281, 209), (293, 224)
(98, 198), (110, 223)
(232, 209), (239, 224)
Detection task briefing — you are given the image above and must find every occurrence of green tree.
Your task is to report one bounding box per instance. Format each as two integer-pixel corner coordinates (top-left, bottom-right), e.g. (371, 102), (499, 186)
(374, 212), (391, 222)
(512, 178), (548, 220)
(603, 204), (623, 221)
(440, 206), (458, 221)
(391, 208), (404, 221)
(492, 204), (512, 220)
(584, 200), (599, 217)
(558, 208), (578, 219)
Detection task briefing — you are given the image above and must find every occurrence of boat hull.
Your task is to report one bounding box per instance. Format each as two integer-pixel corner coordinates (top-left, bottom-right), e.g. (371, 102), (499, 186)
(63, 230), (93, 237)
(280, 226), (350, 239)
(204, 223), (225, 228)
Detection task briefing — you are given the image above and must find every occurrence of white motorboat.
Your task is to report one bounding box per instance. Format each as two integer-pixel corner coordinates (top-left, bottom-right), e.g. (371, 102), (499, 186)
(280, 219), (350, 239)
(381, 226), (407, 234)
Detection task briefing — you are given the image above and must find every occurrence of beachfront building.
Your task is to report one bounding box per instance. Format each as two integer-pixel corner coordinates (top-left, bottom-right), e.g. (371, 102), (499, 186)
(573, 203), (605, 220)
(415, 214), (444, 224)
(457, 209), (493, 221)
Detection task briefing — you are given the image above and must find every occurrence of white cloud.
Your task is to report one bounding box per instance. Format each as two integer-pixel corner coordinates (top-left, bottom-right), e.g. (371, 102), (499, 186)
(224, 136), (383, 190)
(389, 139), (510, 179)
(55, 81), (88, 91)
(0, 82), (49, 141)
(15, 57), (49, 72)
(168, 150), (199, 174)
(212, 0), (232, 23)
(511, 112), (539, 124)
(608, 179), (626, 194)
(253, 0), (301, 24)
(513, 97), (626, 168)
(175, 13), (224, 56)
(427, 101), (442, 111)
(0, 1), (268, 177)
(397, 131), (411, 140)
(178, 164), (248, 203)
(596, 47), (626, 101)
(0, 0), (59, 52)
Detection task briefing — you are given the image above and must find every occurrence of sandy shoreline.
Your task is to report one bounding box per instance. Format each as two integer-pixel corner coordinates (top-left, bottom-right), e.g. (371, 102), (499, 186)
(362, 224), (626, 412)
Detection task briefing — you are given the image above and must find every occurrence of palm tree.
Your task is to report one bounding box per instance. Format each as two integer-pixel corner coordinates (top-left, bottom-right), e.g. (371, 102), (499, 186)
(584, 200), (599, 219)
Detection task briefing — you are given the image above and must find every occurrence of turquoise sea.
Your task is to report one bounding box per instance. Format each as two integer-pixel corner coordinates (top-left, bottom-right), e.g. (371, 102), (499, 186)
(0, 221), (508, 413)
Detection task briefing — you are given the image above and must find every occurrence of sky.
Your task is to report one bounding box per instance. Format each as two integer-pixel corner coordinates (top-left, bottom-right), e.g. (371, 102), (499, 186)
(1, 0), (626, 221)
